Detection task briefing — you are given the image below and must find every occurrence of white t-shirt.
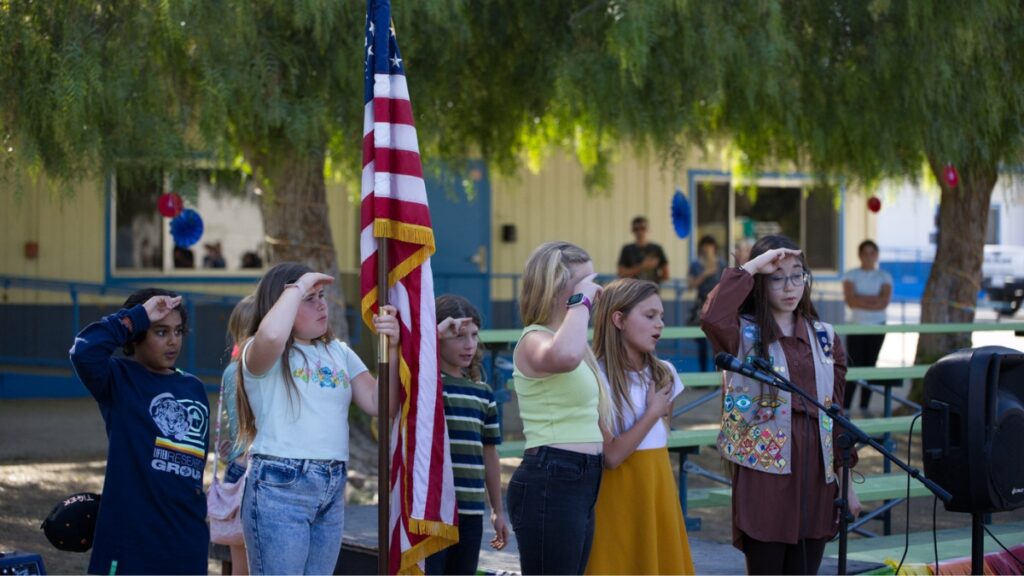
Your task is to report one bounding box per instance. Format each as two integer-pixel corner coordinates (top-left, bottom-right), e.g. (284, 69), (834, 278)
(600, 359), (685, 451)
(844, 267), (893, 325)
(242, 339), (368, 460)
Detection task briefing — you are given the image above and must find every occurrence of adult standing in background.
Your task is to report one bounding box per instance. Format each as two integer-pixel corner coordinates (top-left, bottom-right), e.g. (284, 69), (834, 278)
(617, 216), (669, 284)
(688, 235), (727, 372)
(842, 239), (893, 416)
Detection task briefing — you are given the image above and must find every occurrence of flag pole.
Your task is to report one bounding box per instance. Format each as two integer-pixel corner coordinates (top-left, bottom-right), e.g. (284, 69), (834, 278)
(377, 237), (391, 575)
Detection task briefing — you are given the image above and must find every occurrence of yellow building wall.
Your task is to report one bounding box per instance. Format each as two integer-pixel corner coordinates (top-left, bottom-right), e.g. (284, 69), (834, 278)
(1, 155), (871, 307)
(491, 149), (685, 300)
(0, 175), (362, 304)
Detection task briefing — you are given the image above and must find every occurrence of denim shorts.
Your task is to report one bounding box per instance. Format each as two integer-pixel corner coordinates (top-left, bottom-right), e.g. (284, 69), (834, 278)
(241, 455), (347, 575)
(507, 446), (603, 575)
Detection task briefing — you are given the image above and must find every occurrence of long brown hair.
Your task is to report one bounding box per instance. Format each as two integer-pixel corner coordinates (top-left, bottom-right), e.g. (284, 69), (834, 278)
(436, 294), (484, 381)
(236, 262), (336, 447)
(592, 278), (674, 433)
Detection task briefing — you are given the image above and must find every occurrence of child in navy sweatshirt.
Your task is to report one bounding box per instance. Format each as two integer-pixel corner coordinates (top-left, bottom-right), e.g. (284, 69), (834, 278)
(70, 288), (210, 575)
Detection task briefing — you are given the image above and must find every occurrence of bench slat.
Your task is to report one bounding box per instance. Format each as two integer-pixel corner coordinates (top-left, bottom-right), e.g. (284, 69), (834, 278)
(689, 472), (934, 509)
(497, 416), (918, 458)
(824, 521), (1024, 564)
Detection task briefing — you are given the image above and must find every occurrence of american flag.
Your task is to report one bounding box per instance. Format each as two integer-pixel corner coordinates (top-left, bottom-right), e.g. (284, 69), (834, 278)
(359, 0), (458, 573)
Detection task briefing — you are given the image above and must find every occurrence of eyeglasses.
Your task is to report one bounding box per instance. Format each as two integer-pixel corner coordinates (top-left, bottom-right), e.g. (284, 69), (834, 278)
(632, 225), (648, 232)
(767, 272), (809, 291)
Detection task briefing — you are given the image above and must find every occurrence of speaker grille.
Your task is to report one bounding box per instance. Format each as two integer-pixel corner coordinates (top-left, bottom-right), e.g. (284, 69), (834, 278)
(989, 394), (1024, 511)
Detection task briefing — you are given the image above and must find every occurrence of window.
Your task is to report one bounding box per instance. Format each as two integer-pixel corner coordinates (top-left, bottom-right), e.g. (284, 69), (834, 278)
(112, 167), (267, 275)
(691, 175), (840, 271)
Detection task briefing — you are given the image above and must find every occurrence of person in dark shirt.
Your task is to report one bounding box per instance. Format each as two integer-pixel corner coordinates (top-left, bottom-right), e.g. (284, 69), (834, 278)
(69, 288), (210, 575)
(687, 235), (727, 371)
(617, 216), (669, 283)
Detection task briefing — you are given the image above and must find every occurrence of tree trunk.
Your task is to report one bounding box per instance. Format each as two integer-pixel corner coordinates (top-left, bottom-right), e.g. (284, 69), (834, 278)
(256, 151), (350, 342)
(909, 157), (997, 402)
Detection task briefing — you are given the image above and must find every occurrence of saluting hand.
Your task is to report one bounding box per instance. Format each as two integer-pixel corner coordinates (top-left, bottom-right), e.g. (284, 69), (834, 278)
(437, 317), (474, 340)
(143, 295), (182, 323)
(741, 247), (802, 276)
(574, 273), (603, 303)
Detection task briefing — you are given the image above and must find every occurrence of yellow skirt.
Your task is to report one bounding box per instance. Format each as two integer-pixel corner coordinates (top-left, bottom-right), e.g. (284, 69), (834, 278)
(585, 447), (695, 575)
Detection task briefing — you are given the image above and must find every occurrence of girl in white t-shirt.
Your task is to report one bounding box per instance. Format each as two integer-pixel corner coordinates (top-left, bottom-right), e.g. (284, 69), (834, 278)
(585, 278), (695, 574)
(842, 239), (893, 414)
(236, 262), (399, 575)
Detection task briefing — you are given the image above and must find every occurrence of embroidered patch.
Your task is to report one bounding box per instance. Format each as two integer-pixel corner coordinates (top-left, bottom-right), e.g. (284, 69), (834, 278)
(775, 429), (788, 447)
(821, 414), (834, 432)
(724, 395), (735, 412)
(735, 395), (752, 410)
(743, 324), (759, 342)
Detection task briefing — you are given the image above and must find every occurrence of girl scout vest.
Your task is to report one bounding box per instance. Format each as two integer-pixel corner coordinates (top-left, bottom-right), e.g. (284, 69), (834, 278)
(717, 316), (838, 483)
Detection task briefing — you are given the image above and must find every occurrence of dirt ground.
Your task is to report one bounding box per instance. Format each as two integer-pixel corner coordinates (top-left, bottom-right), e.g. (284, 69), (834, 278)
(3, 383), (1024, 574)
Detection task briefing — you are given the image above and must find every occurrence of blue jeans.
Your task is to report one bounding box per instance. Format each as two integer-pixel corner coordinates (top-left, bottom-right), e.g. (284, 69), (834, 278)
(506, 446), (603, 575)
(241, 455), (347, 575)
(425, 513), (484, 575)
(225, 460), (247, 483)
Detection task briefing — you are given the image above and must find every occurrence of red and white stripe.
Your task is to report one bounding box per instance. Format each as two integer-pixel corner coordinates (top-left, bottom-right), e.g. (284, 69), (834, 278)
(360, 62), (458, 575)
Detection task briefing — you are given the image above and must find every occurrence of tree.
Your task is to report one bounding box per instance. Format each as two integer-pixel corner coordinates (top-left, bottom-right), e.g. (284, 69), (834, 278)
(488, 0), (1023, 399)
(4, 1), (1022, 385)
(651, 1), (1024, 400)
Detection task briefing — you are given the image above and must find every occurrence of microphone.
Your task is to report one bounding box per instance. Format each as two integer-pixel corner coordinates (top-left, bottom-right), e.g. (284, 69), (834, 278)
(716, 350), (765, 381)
(749, 356), (775, 374)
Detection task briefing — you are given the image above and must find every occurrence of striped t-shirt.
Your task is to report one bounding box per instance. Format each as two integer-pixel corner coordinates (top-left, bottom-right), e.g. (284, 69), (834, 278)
(441, 373), (502, 515)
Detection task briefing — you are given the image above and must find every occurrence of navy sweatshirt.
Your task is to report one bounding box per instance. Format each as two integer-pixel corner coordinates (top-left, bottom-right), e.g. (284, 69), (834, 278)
(70, 305), (209, 575)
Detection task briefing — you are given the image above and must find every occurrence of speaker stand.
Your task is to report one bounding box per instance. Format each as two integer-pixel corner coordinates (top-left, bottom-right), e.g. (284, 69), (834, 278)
(971, 512), (984, 575)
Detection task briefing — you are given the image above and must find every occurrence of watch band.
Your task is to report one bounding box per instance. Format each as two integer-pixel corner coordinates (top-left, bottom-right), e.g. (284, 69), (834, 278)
(566, 293), (593, 312)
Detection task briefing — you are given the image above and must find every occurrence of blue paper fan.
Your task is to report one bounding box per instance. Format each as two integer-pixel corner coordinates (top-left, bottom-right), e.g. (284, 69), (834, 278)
(170, 209), (204, 248)
(671, 189), (691, 239)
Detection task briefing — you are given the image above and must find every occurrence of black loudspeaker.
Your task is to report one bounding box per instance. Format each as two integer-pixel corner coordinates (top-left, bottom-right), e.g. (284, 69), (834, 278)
(922, 346), (1024, 513)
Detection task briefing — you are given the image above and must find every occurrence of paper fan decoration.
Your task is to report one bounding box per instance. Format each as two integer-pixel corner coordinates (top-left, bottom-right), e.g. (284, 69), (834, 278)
(157, 192), (184, 218)
(170, 209), (204, 248)
(671, 189), (692, 239)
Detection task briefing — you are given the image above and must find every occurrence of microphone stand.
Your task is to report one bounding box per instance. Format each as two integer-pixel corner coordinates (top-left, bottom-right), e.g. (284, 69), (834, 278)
(743, 360), (952, 575)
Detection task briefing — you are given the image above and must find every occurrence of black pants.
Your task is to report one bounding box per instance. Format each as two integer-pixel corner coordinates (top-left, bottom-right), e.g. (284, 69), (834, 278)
(844, 333), (886, 410)
(507, 446), (603, 575)
(425, 513), (484, 575)
(743, 535), (828, 575)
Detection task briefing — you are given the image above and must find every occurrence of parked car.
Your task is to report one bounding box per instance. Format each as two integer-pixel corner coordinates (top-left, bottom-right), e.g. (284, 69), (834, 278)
(981, 245), (1024, 317)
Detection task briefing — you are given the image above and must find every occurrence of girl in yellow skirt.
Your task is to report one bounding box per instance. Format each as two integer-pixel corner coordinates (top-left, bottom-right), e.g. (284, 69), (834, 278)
(586, 278), (695, 575)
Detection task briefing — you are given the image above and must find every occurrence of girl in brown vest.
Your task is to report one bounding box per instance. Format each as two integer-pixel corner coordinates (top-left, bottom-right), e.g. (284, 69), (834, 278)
(701, 235), (860, 574)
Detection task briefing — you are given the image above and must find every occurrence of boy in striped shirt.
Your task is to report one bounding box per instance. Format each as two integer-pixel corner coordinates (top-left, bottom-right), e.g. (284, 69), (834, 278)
(426, 295), (508, 575)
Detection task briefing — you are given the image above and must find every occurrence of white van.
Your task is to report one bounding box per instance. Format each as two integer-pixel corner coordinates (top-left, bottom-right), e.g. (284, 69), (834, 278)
(982, 245), (1024, 316)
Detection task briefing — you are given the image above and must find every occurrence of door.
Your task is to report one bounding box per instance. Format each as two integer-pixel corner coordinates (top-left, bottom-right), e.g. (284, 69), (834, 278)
(426, 161), (492, 327)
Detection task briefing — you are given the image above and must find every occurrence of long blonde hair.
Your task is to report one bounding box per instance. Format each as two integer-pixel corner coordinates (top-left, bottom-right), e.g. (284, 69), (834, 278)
(519, 241), (612, 430)
(227, 294), (256, 351)
(592, 278), (674, 433)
